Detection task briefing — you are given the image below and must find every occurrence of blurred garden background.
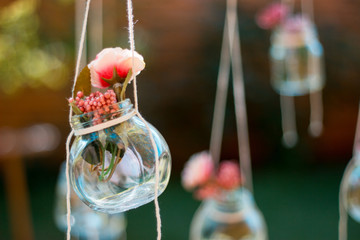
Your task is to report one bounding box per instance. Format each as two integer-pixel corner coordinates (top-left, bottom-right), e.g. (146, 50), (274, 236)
(1, 0), (360, 239)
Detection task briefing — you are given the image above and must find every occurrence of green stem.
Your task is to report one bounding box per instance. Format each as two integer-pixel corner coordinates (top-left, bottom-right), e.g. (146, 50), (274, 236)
(69, 101), (83, 115)
(104, 146), (122, 182)
(104, 145), (117, 176)
(99, 142), (109, 181)
(120, 69), (133, 101)
(113, 84), (122, 102)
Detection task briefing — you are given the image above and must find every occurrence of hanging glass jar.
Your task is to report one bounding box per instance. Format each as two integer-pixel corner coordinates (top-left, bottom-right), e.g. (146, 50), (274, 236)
(270, 16), (324, 96)
(69, 99), (171, 214)
(190, 188), (267, 240)
(341, 153), (360, 223)
(54, 162), (127, 240)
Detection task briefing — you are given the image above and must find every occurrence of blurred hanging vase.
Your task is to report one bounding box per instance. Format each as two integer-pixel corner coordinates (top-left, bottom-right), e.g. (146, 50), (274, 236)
(70, 99), (171, 214)
(341, 153), (360, 223)
(190, 188), (267, 240)
(55, 162), (127, 240)
(270, 16), (324, 96)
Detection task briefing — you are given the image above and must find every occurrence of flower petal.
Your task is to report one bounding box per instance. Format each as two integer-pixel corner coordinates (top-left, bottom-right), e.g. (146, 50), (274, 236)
(117, 57), (145, 79)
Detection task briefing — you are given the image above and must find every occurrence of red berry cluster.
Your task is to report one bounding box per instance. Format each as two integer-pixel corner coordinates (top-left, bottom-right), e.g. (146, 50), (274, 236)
(69, 90), (119, 114)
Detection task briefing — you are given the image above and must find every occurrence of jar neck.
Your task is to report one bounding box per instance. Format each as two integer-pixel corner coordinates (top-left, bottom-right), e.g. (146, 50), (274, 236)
(211, 188), (253, 212)
(71, 99), (134, 131)
(272, 21), (317, 48)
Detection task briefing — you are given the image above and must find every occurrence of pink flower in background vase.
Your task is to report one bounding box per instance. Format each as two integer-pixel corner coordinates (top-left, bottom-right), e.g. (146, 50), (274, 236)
(88, 47), (145, 89)
(195, 183), (218, 200)
(256, 3), (289, 30)
(181, 151), (214, 190)
(216, 161), (242, 190)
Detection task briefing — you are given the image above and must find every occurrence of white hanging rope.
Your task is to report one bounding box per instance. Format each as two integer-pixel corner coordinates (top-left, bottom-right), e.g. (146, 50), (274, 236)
(209, 7), (231, 166)
(338, 158), (352, 240)
(66, 0), (92, 239)
(126, 1), (162, 239)
(352, 102), (360, 155)
(301, 0), (314, 22)
(308, 90), (323, 137)
(227, 0), (253, 193)
(75, 0), (87, 69)
(278, 0), (298, 148)
(304, 0), (323, 138)
(89, 0), (103, 60)
(209, 0), (254, 192)
(280, 94), (298, 147)
(65, 130), (74, 240)
(72, 0), (92, 97)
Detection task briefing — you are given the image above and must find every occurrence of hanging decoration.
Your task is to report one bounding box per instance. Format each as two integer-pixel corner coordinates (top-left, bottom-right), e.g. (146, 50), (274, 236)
(65, 1), (171, 239)
(67, 48), (171, 213)
(256, 0), (325, 147)
(182, 0), (267, 239)
(182, 153), (267, 239)
(338, 103), (360, 240)
(54, 162), (127, 240)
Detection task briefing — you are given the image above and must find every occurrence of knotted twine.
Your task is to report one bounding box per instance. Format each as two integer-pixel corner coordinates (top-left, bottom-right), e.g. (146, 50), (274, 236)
(65, 0), (162, 239)
(209, 0), (253, 193)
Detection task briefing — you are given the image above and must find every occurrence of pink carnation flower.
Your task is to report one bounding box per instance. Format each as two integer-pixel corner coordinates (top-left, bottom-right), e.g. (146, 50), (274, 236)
(216, 161), (242, 190)
(88, 47), (145, 89)
(181, 151), (214, 190)
(256, 3), (289, 30)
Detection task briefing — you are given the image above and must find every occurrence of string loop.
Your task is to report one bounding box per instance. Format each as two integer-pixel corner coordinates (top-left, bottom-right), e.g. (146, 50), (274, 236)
(209, 0), (253, 192)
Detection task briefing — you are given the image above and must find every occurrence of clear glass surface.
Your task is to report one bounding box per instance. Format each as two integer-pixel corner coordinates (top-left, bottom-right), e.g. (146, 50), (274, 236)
(54, 162), (127, 240)
(343, 155), (360, 223)
(270, 23), (325, 96)
(190, 188), (268, 240)
(70, 99), (171, 214)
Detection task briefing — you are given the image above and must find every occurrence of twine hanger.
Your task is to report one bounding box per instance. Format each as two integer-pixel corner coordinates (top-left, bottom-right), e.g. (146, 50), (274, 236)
(209, 0), (253, 193)
(65, 0), (162, 239)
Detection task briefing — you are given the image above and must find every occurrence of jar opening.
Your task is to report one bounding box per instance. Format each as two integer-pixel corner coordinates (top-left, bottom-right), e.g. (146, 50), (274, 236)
(71, 98), (133, 131)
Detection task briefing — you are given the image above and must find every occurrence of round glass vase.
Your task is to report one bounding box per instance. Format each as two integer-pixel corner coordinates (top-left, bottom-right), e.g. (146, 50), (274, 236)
(190, 188), (268, 240)
(69, 99), (171, 214)
(269, 20), (325, 96)
(54, 162), (127, 240)
(342, 153), (360, 223)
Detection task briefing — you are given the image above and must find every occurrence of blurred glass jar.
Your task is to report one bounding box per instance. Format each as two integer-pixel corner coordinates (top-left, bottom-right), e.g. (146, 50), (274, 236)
(55, 162), (127, 240)
(70, 99), (171, 214)
(270, 17), (324, 96)
(190, 188), (268, 240)
(342, 153), (360, 223)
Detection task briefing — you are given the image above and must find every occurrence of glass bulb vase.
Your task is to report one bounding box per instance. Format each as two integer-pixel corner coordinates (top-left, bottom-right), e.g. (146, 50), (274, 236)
(190, 188), (268, 240)
(270, 20), (325, 96)
(69, 99), (171, 214)
(342, 154), (360, 223)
